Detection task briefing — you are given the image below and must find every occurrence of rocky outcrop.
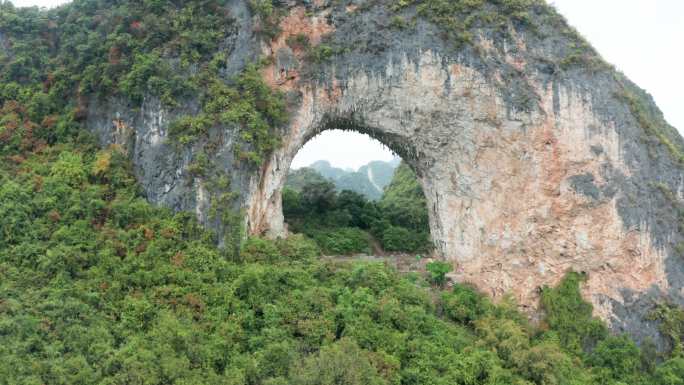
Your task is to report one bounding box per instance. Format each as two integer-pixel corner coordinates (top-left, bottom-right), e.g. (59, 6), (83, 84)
(85, 0), (684, 346)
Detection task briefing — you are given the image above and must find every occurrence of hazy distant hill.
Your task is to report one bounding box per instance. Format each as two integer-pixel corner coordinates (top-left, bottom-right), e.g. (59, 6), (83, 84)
(288, 159), (400, 200)
(285, 167), (329, 192)
(308, 160), (348, 181)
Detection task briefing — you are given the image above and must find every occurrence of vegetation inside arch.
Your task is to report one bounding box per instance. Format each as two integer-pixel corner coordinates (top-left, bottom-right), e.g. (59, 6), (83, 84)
(282, 135), (432, 256)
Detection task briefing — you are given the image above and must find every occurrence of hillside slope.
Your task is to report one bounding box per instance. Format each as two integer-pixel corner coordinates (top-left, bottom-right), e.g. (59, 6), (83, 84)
(2, 0), (684, 349)
(1, 141), (683, 383)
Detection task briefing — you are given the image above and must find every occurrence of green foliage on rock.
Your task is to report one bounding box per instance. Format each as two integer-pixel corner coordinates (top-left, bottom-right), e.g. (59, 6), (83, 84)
(540, 272), (608, 355)
(617, 83), (684, 165)
(649, 302), (684, 356)
(588, 335), (643, 384)
(392, 0), (540, 47)
(389, 0), (608, 73)
(0, 0), (288, 170)
(654, 357), (684, 385)
(443, 284), (493, 324)
(168, 62), (287, 166)
(248, 0), (284, 39)
(0, 0), (293, 249)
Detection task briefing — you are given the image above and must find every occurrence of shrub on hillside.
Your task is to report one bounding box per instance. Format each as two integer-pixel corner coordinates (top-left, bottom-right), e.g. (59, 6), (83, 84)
(426, 260), (452, 286)
(310, 227), (370, 255)
(443, 284), (492, 324)
(241, 234), (320, 263)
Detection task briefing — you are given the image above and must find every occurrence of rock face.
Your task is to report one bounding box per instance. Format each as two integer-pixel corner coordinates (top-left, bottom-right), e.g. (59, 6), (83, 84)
(85, 0), (684, 345)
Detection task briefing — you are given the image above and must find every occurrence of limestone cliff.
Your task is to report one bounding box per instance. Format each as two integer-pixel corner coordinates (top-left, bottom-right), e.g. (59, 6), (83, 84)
(51, 0), (684, 345)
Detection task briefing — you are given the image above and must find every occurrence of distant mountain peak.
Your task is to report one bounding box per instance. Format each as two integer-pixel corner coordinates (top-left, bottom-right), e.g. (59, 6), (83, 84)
(289, 159), (401, 200)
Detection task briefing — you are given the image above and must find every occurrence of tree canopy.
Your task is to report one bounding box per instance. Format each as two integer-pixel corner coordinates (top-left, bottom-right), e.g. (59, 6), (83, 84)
(282, 162), (432, 255)
(1, 138), (683, 383)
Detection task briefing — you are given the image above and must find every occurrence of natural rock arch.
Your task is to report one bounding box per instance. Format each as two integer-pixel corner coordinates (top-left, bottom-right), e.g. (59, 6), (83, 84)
(248, 45), (664, 317)
(247, 50), (508, 264)
(250, 120), (436, 244)
(83, 1), (684, 344)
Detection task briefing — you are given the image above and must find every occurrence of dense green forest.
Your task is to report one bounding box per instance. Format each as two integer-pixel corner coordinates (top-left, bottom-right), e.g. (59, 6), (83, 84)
(2, 0), (684, 383)
(3, 142), (684, 383)
(283, 162), (432, 255)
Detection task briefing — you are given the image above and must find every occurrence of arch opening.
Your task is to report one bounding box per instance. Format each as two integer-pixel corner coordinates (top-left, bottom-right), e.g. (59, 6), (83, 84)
(280, 129), (436, 260)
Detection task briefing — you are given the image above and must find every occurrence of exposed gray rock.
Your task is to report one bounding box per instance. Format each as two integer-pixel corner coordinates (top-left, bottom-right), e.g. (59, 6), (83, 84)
(569, 173), (601, 201)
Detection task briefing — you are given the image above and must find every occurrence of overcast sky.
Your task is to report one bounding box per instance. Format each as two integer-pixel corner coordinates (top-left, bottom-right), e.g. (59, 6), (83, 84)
(9, 0), (683, 170)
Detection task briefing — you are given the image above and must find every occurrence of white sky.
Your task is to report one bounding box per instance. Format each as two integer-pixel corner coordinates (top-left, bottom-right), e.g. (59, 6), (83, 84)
(292, 130), (397, 170)
(551, 0), (683, 135)
(9, 0), (683, 170)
